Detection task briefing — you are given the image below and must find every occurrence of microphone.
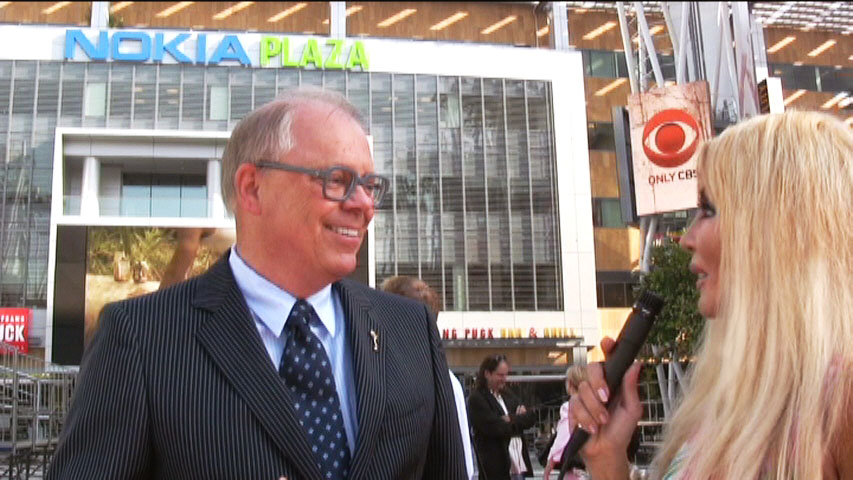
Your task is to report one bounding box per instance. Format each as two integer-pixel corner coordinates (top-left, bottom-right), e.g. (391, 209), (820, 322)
(558, 291), (664, 479)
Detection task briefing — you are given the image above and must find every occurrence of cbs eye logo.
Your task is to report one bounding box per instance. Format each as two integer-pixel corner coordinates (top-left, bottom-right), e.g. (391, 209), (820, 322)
(642, 109), (701, 169)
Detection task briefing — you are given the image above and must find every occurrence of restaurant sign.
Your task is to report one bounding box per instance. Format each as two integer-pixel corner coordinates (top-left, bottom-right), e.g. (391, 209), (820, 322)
(0, 308), (30, 353)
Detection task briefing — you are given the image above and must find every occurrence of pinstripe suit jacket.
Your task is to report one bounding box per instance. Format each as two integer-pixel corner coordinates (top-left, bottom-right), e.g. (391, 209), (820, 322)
(48, 255), (466, 480)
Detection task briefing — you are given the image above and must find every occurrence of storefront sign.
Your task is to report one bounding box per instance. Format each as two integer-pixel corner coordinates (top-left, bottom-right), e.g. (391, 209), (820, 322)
(64, 29), (369, 71)
(260, 38), (368, 70)
(0, 308), (30, 353)
(442, 327), (579, 340)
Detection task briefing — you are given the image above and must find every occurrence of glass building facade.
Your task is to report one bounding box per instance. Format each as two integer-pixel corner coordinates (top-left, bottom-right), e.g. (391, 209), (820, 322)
(0, 60), (562, 313)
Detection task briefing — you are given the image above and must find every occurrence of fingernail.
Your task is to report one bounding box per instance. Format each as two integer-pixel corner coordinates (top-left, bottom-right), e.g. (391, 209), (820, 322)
(599, 413), (608, 424)
(587, 424), (597, 435)
(597, 388), (609, 403)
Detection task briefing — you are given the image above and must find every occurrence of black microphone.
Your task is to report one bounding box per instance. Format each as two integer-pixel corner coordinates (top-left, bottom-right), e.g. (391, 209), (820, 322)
(558, 291), (664, 479)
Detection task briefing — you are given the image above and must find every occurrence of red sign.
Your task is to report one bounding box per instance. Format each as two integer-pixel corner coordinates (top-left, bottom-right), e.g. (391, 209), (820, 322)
(627, 81), (713, 215)
(0, 308), (30, 353)
(642, 108), (701, 168)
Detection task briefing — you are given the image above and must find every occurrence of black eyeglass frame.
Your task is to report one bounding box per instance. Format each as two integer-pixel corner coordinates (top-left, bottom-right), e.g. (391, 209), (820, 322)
(255, 161), (390, 206)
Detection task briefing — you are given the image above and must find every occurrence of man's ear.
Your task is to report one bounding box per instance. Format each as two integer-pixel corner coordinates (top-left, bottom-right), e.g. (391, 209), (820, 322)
(234, 163), (263, 215)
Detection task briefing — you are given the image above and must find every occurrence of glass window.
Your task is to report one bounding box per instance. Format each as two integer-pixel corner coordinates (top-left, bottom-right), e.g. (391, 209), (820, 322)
(84, 83), (106, 118)
(121, 174), (207, 218)
(593, 197), (624, 228)
(205, 68), (228, 128)
(151, 175), (181, 218)
(109, 64), (133, 128)
(769, 63), (818, 91)
(230, 69), (252, 122)
(133, 66), (156, 128)
(615, 52), (630, 78)
(588, 50), (616, 78)
(121, 174), (151, 217)
(209, 85), (228, 121)
(181, 178), (208, 217)
(659, 54), (676, 82)
(601, 282), (628, 308)
(817, 66), (852, 94)
(181, 67), (204, 129)
(157, 65), (180, 128)
(588, 122), (615, 151)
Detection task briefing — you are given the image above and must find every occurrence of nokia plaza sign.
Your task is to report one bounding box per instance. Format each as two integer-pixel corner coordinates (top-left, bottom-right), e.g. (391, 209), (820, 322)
(64, 29), (370, 70)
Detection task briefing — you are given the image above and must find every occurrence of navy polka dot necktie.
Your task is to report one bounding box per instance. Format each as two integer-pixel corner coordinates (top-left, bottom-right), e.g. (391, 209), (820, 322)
(280, 299), (351, 480)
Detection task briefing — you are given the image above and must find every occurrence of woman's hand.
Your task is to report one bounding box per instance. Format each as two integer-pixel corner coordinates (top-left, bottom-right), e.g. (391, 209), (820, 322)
(569, 337), (643, 480)
(542, 458), (557, 480)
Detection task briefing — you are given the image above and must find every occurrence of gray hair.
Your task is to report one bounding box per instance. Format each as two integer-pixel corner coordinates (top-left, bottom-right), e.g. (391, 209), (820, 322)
(220, 87), (366, 212)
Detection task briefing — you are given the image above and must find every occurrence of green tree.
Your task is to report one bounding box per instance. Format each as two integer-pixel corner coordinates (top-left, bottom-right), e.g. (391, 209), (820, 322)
(635, 238), (705, 418)
(637, 239), (704, 360)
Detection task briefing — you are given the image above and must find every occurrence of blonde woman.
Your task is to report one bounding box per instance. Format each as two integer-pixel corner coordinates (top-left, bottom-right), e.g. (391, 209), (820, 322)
(570, 111), (853, 480)
(543, 365), (588, 480)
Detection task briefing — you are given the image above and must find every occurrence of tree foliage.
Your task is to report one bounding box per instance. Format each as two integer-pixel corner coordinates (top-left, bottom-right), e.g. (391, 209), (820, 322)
(636, 240), (705, 360)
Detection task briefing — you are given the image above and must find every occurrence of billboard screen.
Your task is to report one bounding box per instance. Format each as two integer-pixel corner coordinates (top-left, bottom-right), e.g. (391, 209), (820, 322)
(83, 227), (234, 346)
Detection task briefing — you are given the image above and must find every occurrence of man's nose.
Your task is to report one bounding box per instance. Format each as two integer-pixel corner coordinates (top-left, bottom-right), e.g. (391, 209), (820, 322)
(343, 184), (375, 211)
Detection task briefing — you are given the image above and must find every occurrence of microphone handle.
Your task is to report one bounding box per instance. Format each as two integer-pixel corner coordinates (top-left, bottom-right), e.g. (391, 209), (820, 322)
(557, 291), (663, 479)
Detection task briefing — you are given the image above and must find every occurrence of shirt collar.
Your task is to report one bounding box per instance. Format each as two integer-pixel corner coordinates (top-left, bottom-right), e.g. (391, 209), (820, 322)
(229, 248), (337, 338)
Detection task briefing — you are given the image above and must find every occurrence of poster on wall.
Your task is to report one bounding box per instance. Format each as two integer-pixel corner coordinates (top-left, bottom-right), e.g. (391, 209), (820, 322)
(0, 308), (31, 353)
(84, 227), (235, 346)
(627, 81), (713, 216)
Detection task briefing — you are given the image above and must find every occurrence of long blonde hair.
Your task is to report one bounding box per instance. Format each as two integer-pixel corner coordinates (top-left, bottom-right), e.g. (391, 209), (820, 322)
(653, 111), (853, 479)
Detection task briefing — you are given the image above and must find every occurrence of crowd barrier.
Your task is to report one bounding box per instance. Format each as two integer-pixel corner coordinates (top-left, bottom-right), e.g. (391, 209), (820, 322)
(0, 344), (77, 479)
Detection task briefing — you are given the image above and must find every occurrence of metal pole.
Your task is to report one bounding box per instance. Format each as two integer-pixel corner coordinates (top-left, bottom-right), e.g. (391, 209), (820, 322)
(719, 2), (741, 120)
(640, 215), (658, 273)
(710, 3), (726, 115)
(616, 2), (639, 94)
(676, 1), (691, 84)
(660, 1), (679, 59)
(635, 1), (665, 87)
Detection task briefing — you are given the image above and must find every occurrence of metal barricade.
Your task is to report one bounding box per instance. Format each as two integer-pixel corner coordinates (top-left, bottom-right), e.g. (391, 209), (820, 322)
(0, 343), (77, 479)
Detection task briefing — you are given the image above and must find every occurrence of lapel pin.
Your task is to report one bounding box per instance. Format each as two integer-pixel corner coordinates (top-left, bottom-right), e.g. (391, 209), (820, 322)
(369, 329), (379, 352)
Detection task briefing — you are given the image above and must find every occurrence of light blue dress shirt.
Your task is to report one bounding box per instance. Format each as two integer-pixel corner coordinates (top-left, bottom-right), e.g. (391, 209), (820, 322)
(229, 249), (358, 454)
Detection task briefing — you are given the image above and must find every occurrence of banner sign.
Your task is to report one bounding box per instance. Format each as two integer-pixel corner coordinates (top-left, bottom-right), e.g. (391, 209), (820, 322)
(0, 308), (30, 353)
(442, 327), (579, 340)
(64, 29), (369, 70)
(627, 81), (713, 215)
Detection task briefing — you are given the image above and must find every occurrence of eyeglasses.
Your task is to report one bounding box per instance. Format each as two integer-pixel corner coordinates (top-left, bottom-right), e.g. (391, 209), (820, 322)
(256, 161), (390, 206)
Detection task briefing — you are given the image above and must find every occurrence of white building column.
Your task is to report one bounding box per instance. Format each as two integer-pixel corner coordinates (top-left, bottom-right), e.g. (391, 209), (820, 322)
(90, 1), (109, 28)
(80, 156), (100, 217)
(330, 2), (346, 38)
(550, 2), (570, 50)
(207, 159), (226, 219)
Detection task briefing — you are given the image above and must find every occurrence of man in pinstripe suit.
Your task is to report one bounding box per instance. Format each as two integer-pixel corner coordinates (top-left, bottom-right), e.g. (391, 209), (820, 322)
(48, 88), (466, 480)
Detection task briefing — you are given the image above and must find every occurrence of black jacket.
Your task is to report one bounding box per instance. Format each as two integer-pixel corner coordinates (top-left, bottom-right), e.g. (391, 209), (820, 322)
(468, 386), (536, 480)
(48, 254), (466, 479)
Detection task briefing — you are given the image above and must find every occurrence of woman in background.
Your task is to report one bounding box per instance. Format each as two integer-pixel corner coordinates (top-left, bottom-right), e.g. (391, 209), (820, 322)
(570, 111), (852, 479)
(542, 365), (588, 480)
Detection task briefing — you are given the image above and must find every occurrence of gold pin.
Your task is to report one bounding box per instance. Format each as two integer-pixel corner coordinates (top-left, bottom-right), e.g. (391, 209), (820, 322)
(369, 329), (379, 352)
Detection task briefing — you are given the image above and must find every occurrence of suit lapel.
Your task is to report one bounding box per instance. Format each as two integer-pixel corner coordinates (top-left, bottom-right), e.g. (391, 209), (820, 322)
(193, 255), (322, 480)
(335, 280), (386, 480)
